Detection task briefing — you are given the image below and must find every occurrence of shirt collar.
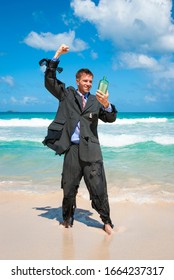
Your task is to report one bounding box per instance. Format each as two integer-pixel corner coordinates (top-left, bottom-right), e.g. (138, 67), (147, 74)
(77, 91), (89, 99)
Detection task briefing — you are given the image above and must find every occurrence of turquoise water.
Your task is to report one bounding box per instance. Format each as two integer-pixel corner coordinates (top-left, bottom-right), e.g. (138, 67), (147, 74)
(0, 112), (174, 203)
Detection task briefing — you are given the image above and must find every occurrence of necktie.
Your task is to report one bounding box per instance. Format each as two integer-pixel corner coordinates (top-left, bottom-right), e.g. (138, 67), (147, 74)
(82, 95), (86, 109)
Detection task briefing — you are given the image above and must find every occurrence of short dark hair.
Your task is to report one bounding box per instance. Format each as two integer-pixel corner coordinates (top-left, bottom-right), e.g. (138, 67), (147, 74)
(76, 68), (94, 79)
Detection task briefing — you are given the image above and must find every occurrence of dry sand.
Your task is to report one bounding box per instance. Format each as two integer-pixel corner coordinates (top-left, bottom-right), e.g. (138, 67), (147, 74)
(0, 190), (174, 260)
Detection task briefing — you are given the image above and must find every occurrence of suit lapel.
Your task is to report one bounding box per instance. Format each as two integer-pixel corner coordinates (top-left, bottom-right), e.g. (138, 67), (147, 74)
(74, 92), (83, 111)
(74, 92), (95, 112)
(83, 94), (95, 112)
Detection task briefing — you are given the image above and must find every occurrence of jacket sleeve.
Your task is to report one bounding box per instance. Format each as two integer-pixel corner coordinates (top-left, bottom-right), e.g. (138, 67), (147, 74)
(44, 60), (66, 101)
(99, 104), (117, 123)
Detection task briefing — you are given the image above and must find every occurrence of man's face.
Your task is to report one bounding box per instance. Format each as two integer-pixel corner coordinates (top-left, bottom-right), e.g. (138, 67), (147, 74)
(76, 73), (93, 94)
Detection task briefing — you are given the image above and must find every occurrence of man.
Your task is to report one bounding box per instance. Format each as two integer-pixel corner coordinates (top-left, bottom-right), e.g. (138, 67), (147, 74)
(42, 44), (117, 234)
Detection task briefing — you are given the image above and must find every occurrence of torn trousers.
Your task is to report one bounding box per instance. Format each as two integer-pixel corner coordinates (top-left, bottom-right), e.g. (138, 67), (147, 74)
(61, 143), (113, 227)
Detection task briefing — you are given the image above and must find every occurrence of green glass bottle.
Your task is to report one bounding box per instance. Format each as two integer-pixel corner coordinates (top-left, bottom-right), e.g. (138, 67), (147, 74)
(98, 76), (109, 94)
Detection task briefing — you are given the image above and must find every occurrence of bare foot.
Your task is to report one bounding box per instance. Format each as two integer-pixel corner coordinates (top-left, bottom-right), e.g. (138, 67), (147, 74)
(60, 221), (73, 228)
(104, 224), (113, 235)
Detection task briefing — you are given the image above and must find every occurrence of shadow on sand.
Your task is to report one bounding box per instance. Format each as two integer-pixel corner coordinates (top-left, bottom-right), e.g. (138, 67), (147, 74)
(34, 206), (103, 229)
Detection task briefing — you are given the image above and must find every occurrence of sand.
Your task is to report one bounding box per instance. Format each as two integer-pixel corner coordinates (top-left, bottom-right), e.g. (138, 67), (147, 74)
(0, 190), (174, 260)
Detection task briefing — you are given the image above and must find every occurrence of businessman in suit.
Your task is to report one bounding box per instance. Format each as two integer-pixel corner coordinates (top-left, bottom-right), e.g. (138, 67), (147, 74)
(42, 44), (117, 234)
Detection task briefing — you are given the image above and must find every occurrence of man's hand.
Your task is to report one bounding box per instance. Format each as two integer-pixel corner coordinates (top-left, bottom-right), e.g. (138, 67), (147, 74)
(96, 90), (110, 108)
(53, 44), (70, 59)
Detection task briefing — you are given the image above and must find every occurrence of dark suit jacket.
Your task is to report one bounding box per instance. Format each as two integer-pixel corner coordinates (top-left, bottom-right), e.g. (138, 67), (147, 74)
(43, 60), (117, 162)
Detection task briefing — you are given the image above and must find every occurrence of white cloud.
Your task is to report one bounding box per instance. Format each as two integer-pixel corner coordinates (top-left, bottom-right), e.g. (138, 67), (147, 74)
(144, 95), (157, 103)
(153, 34), (174, 52)
(32, 11), (45, 22)
(113, 52), (159, 69)
(90, 50), (98, 59)
(22, 96), (39, 105)
(71, 0), (174, 53)
(147, 55), (174, 82)
(24, 30), (88, 52)
(10, 97), (17, 103)
(156, 64), (174, 80)
(61, 13), (78, 27)
(144, 91), (170, 103)
(10, 96), (39, 105)
(0, 75), (14, 86)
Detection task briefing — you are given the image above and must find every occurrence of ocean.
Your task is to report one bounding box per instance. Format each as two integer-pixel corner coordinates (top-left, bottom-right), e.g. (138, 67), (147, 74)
(0, 112), (174, 204)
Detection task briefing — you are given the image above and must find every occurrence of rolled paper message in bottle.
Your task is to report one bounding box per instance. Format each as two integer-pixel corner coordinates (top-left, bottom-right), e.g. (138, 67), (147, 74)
(98, 76), (109, 94)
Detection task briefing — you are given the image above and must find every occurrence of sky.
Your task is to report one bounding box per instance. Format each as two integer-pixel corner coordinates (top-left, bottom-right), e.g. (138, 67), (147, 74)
(0, 0), (174, 112)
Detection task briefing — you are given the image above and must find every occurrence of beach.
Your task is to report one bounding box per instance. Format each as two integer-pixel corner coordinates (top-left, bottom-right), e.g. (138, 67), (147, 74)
(1, 189), (174, 260)
(0, 112), (174, 260)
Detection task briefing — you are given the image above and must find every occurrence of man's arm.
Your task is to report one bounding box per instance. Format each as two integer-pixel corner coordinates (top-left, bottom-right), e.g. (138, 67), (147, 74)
(44, 44), (70, 100)
(99, 103), (117, 123)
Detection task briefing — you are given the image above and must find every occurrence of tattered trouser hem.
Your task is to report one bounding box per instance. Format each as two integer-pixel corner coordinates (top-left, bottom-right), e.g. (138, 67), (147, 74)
(91, 197), (113, 228)
(62, 191), (77, 226)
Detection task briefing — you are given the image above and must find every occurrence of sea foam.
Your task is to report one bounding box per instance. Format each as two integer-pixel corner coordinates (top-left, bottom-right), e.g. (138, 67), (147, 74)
(100, 117), (168, 125)
(0, 117), (169, 127)
(1, 133), (173, 147)
(0, 118), (51, 127)
(99, 133), (174, 147)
